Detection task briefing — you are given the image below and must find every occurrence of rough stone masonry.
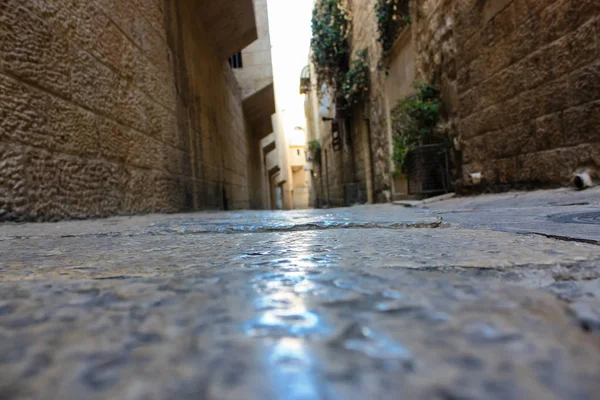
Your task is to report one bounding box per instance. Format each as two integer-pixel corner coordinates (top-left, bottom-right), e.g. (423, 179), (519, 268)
(310, 0), (599, 203)
(0, 0), (254, 222)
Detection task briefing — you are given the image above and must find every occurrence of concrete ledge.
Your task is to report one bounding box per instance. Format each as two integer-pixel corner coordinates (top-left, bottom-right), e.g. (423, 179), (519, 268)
(243, 83), (276, 139)
(198, 0), (258, 59)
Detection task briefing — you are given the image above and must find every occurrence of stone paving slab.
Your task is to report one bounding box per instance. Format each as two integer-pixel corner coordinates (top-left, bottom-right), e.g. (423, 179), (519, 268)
(430, 187), (600, 210)
(428, 188), (600, 244)
(1, 193), (600, 399)
(0, 206), (442, 239)
(1, 228), (600, 281)
(1, 266), (600, 400)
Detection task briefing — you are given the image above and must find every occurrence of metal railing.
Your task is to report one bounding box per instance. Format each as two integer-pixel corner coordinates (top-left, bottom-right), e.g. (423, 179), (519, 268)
(406, 144), (452, 196)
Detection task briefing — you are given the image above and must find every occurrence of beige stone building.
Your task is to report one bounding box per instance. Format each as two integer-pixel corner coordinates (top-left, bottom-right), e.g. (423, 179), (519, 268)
(263, 111), (311, 210)
(234, 0), (310, 211)
(304, 0), (599, 204)
(0, 0), (277, 220)
(232, 0), (277, 210)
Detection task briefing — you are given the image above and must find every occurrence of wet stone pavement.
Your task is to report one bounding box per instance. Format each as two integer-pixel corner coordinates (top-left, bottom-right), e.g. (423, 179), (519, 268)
(1, 189), (600, 399)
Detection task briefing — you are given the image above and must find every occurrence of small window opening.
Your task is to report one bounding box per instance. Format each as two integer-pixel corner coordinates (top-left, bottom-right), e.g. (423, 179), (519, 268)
(228, 52), (243, 69)
(297, 149), (301, 156)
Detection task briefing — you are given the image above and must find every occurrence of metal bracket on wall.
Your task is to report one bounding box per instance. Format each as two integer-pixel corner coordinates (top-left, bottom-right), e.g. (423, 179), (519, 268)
(332, 121), (342, 151)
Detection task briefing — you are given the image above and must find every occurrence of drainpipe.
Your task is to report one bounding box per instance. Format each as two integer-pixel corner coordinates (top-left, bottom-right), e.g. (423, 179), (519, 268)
(365, 103), (375, 204)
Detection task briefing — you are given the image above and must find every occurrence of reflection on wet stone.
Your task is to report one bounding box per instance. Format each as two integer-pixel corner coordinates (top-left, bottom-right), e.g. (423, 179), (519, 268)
(265, 339), (323, 400)
(374, 300), (425, 313)
(245, 309), (328, 338)
(568, 301), (600, 333)
(333, 323), (414, 368)
(333, 279), (375, 295)
(255, 293), (295, 310)
(317, 290), (364, 307)
(465, 322), (523, 344)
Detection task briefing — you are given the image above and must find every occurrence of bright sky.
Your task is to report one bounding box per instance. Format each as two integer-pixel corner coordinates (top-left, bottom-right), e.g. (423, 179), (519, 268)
(267, 0), (314, 136)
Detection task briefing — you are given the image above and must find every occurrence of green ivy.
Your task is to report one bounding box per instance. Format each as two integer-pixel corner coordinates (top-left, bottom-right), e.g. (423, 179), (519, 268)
(391, 82), (441, 174)
(341, 49), (369, 105)
(375, 0), (411, 70)
(308, 139), (322, 152)
(308, 139), (322, 165)
(310, 0), (351, 89)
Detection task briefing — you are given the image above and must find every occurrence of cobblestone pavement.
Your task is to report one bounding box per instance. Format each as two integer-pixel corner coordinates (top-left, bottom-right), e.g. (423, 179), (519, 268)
(1, 189), (600, 399)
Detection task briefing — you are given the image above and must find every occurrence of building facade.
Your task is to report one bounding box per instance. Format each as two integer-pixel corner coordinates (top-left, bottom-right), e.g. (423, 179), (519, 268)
(232, 0), (277, 210)
(263, 112), (311, 211)
(304, 0), (599, 205)
(0, 0), (276, 221)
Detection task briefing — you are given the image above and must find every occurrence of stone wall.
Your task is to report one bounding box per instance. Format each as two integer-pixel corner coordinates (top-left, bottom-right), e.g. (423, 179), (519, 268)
(234, 0), (274, 210)
(322, 141), (345, 206)
(310, 0), (389, 207)
(349, 0), (392, 202)
(233, 0), (273, 99)
(386, 29), (417, 199)
(309, 0), (599, 202)
(0, 0), (252, 221)
(418, 0), (600, 190)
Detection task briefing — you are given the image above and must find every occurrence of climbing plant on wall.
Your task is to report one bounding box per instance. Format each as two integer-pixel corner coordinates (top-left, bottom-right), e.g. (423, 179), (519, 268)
(375, 0), (411, 70)
(310, 0), (352, 90)
(391, 82), (441, 174)
(341, 49), (370, 105)
(308, 139), (322, 165)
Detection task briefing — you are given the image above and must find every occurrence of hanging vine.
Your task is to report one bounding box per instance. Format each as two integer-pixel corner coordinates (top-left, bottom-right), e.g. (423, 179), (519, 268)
(310, 0), (352, 89)
(375, 0), (411, 70)
(308, 139), (322, 165)
(341, 49), (370, 105)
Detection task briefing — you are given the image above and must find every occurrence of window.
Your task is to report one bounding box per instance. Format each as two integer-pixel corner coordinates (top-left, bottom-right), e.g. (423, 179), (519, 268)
(297, 149), (301, 156)
(228, 52), (243, 69)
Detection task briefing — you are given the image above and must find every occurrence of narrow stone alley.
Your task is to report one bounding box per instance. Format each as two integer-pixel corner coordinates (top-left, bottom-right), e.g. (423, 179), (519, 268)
(1, 0), (599, 398)
(1, 188), (599, 399)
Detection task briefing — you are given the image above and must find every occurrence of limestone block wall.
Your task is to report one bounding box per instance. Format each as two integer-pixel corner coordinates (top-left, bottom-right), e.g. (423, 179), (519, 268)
(312, 0), (389, 206)
(307, 88), (342, 206)
(233, 0), (273, 99)
(349, 0), (392, 202)
(321, 142), (345, 206)
(351, 106), (373, 203)
(336, 0), (599, 196)
(408, 0), (461, 188)
(0, 0), (251, 221)
(447, 0), (599, 189)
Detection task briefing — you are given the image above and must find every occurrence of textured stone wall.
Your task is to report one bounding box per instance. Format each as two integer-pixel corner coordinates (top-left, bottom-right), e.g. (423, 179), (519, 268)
(447, 0), (599, 189)
(407, 0), (461, 189)
(0, 0), (251, 221)
(322, 144), (345, 206)
(313, 0), (390, 206)
(314, 115), (344, 207)
(316, 0), (599, 200)
(349, 0), (392, 202)
(233, 0), (273, 99)
(351, 105), (372, 203)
